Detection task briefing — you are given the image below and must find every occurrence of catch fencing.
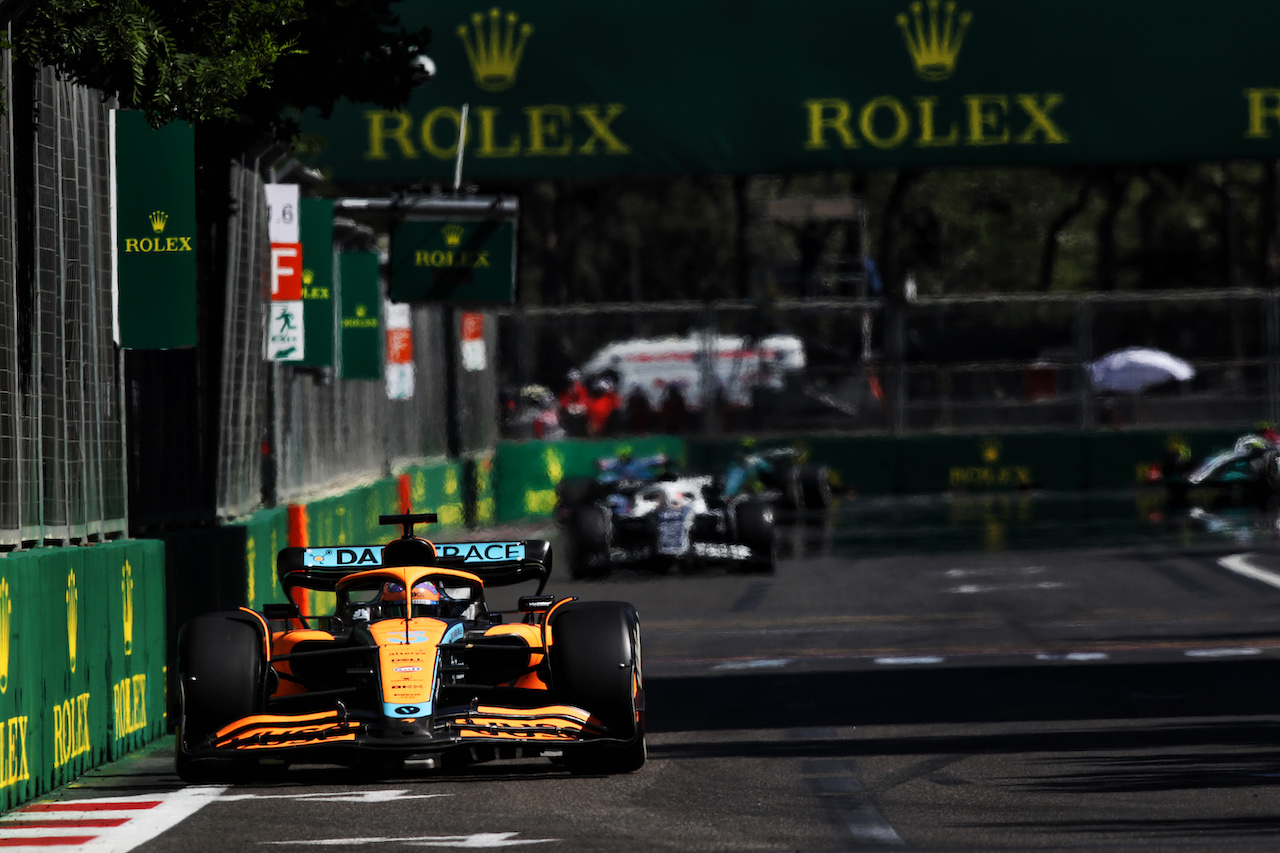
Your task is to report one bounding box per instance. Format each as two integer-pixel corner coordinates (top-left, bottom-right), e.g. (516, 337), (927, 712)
(272, 296), (498, 505)
(496, 289), (1280, 437)
(0, 57), (127, 548)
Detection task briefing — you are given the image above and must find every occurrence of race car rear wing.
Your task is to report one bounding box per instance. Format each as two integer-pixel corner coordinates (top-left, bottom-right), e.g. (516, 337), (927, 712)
(275, 537), (553, 595)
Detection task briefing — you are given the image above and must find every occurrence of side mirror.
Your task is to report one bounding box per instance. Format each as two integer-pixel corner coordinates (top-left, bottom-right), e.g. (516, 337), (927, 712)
(518, 595), (555, 613)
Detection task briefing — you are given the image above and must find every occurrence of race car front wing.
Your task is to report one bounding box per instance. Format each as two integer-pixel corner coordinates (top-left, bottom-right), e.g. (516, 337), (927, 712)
(200, 702), (611, 756)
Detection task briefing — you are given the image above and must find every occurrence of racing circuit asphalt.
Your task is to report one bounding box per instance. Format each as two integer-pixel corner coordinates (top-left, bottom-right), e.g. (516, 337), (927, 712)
(19, 488), (1280, 852)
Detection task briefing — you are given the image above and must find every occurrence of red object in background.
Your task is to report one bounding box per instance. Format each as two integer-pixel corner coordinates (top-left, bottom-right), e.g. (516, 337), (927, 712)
(398, 473), (412, 515)
(271, 243), (303, 300)
(460, 312), (484, 342)
(1023, 362), (1058, 401)
(287, 503), (308, 548)
(387, 327), (413, 363)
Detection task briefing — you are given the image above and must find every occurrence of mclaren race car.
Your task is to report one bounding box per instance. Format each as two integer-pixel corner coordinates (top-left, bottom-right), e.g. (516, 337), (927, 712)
(175, 514), (645, 781)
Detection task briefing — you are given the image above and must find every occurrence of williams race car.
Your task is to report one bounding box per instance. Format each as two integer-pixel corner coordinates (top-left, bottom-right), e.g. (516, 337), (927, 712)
(557, 454), (777, 577)
(175, 513), (645, 781)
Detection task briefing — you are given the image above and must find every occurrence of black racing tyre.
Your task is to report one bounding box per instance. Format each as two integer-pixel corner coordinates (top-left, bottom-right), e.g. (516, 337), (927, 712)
(556, 477), (594, 511)
(569, 505), (612, 578)
(734, 499), (777, 573)
(175, 614), (266, 782)
(761, 463), (802, 510)
(1265, 449), (1280, 493)
(798, 465), (832, 511)
(549, 601), (645, 774)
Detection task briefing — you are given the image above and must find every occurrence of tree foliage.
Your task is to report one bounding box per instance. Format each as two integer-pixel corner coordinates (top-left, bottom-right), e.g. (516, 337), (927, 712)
(14, 0), (431, 144)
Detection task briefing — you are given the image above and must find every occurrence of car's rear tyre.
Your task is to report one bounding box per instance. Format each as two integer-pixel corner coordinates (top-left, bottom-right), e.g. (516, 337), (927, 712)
(549, 601), (645, 774)
(175, 614), (266, 783)
(569, 505), (612, 579)
(762, 463), (802, 510)
(733, 499), (776, 573)
(799, 465), (832, 511)
(1264, 449), (1280, 492)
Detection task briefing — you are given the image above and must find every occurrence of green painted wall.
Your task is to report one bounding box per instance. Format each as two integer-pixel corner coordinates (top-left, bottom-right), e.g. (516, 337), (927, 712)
(686, 428), (1249, 495)
(493, 437), (687, 522)
(0, 540), (166, 811)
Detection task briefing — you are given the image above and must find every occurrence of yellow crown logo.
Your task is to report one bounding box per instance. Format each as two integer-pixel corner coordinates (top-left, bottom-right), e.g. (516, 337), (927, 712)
(122, 560), (134, 657)
(981, 437), (1001, 464)
(149, 210), (168, 233)
(66, 568), (78, 673)
(442, 223), (466, 248)
(457, 8), (534, 92)
(302, 268), (315, 285)
(896, 0), (972, 82)
(0, 577), (11, 694)
(356, 304), (367, 318)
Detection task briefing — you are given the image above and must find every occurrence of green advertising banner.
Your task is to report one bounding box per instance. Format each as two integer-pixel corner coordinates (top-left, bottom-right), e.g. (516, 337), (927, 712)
(303, 0), (1280, 182)
(0, 541), (165, 812)
(389, 219), (516, 303)
(338, 251), (384, 380)
(299, 199), (336, 367)
(114, 110), (198, 348)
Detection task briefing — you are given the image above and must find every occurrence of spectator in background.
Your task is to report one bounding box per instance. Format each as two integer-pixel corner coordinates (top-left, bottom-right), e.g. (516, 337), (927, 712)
(586, 378), (622, 437)
(530, 387), (565, 440)
(558, 369), (589, 437)
(660, 381), (689, 434)
(624, 383), (654, 434)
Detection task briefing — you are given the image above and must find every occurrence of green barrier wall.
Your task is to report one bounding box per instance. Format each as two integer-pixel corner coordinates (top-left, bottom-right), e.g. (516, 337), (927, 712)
(402, 461), (468, 529)
(686, 428), (1251, 495)
(493, 437), (688, 523)
(235, 507), (290, 612)
(0, 540), (165, 811)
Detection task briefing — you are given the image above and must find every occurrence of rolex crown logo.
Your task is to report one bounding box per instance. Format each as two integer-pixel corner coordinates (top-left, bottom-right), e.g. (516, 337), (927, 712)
(442, 223), (466, 248)
(981, 438), (1001, 464)
(66, 568), (78, 673)
(149, 210), (168, 233)
(896, 0), (972, 82)
(122, 560), (134, 657)
(0, 577), (11, 695)
(302, 268), (315, 285)
(356, 304), (367, 318)
(457, 7), (533, 92)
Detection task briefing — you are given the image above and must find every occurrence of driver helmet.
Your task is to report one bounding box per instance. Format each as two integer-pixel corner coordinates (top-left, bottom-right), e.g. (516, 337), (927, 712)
(381, 579), (444, 616)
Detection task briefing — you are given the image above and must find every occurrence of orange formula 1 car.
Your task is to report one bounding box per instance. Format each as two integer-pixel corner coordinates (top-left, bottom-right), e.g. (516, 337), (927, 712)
(175, 513), (645, 781)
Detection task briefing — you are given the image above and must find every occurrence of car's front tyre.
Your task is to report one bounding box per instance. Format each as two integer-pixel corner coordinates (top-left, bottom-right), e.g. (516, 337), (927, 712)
(175, 613), (267, 783)
(549, 601), (645, 774)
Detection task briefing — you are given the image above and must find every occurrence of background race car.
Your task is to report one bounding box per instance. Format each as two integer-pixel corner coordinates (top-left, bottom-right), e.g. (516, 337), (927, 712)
(556, 452), (786, 577)
(175, 514), (645, 781)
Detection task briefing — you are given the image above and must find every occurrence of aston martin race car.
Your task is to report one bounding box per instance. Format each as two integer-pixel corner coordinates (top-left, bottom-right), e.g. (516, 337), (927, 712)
(175, 513), (645, 781)
(560, 468), (777, 578)
(1164, 430), (1280, 500)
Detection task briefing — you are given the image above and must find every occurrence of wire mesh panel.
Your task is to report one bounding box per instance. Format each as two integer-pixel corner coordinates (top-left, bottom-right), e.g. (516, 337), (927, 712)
(33, 68), (66, 541)
(217, 159), (271, 518)
(0, 48), (20, 545)
(0, 67), (131, 546)
(276, 278), (453, 502)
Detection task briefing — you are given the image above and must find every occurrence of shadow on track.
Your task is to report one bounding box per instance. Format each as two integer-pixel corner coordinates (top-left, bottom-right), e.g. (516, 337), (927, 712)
(646, 659), (1280, 731)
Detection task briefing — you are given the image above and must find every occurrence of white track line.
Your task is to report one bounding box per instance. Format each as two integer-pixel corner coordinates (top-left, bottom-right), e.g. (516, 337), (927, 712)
(1218, 553), (1280, 590)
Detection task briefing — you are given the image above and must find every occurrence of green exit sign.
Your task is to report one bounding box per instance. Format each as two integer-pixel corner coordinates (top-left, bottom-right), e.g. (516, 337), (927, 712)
(389, 219), (515, 304)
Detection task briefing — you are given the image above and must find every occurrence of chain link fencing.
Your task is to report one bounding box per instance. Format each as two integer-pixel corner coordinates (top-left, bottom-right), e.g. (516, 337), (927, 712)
(496, 289), (1280, 438)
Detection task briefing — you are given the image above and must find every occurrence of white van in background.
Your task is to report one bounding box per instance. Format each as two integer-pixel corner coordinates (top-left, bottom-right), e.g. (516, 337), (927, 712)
(579, 331), (806, 409)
